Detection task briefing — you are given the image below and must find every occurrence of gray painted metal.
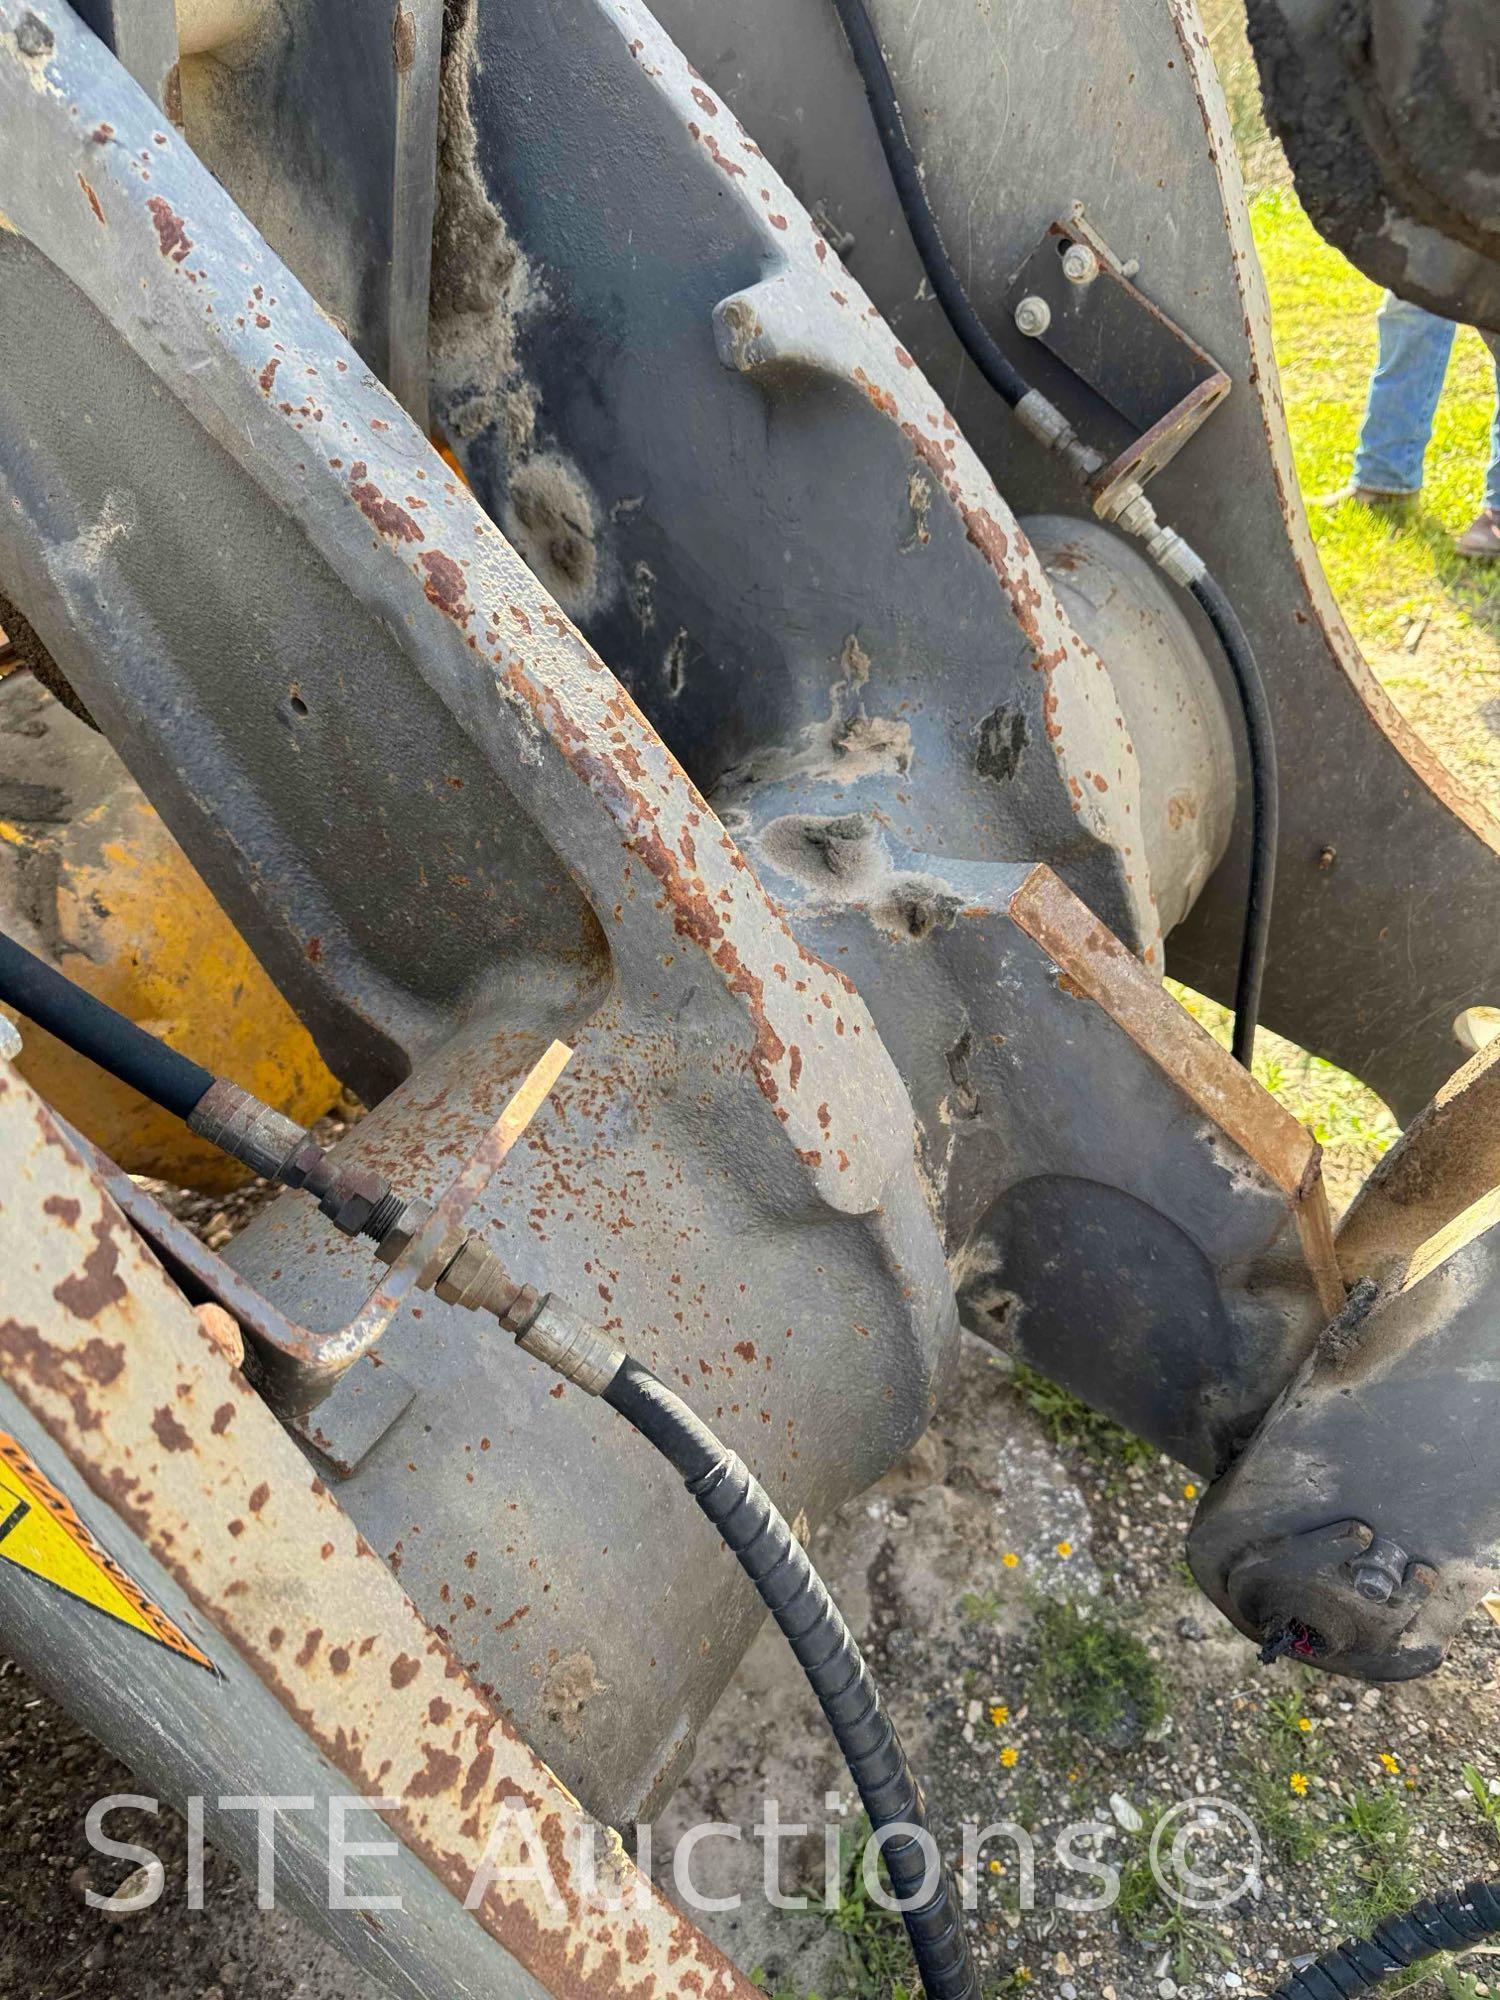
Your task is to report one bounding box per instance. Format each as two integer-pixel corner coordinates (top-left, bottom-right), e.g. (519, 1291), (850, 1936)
(176, 0), (444, 421)
(70, 0), (177, 106)
(0, 0), (959, 1825)
(1190, 1199), (1500, 1679)
(650, 0), (1500, 1123)
(1, 4), (1493, 1922)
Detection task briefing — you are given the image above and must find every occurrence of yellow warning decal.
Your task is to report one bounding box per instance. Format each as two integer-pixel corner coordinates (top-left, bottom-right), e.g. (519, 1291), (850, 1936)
(0, 1432), (215, 1671)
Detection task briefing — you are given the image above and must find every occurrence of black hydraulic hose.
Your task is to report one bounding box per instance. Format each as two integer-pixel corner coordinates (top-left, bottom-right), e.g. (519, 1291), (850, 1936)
(826, 0), (1030, 410)
(826, 0), (1277, 1065)
(602, 1355), (981, 2000)
(1265, 1879), (1500, 1997)
(1187, 571), (1278, 1068)
(0, 926), (213, 1119)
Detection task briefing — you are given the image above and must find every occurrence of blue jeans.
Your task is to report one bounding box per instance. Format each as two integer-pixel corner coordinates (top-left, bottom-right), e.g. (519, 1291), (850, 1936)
(1353, 292), (1500, 510)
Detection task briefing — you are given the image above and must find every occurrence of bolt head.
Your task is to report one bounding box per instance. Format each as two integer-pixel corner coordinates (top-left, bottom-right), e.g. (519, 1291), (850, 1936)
(1014, 295), (1052, 338)
(1352, 1563), (1395, 1605)
(1061, 243), (1100, 285)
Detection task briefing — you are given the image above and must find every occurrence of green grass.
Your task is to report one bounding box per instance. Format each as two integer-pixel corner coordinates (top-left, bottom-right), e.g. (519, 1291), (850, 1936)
(1329, 1786), (1423, 1940)
(1029, 1598), (1166, 1752)
(1007, 1361), (1159, 1473)
(1114, 1807), (1239, 1985)
(1252, 188), (1500, 635)
(1463, 1763), (1500, 1845)
(1166, 24), (1500, 1205)
(1236, 1674), (1334, 1866)
(819, 1818), (919, 2000)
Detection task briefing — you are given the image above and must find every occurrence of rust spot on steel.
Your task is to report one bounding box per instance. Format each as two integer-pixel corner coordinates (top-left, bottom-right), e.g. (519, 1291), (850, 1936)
(145, 194), (192, 264)
(392, 1), (417, 73)
(258, 356), (280, 395)
(0, 1319), (123, 1435)
(76, 173), (104, 224)
(52, 1217), (127, 1320)
(151, 1404), (193, 1452)
(348, 460), (425, 544)
(418, 549), (474, 625)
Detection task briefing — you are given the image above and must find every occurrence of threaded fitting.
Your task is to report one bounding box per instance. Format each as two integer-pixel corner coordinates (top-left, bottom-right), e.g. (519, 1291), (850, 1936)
(434, 1234), (542, 1332)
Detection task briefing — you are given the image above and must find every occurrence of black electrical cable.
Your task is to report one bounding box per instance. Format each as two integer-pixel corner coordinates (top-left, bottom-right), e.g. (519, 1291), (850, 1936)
(826, 0), (1030, 410)
(602, 1355), (980, 2000)
(826, 0), (1277, 1065)
(1264, 1879), (1500, 1998)
(0, 926), (213, 1119)
(1187, 571), (1278, 1068)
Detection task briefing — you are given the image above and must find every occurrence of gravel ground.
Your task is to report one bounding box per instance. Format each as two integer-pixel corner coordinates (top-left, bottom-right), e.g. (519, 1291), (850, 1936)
(8, 1321), (1497, 1998)
(654, 1340), (1500, 2000)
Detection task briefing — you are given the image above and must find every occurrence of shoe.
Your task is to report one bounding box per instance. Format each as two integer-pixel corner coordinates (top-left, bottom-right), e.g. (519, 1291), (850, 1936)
(1312, 482), (1419, 512)
(1455, 510), (1500, 558)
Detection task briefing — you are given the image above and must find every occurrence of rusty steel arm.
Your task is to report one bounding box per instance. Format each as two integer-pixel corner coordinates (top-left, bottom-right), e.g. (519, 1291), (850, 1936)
(0, 1054), (755, 1999)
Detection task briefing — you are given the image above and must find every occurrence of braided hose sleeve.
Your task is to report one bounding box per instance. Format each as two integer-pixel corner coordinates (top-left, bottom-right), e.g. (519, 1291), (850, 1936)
(601, 1356), (980, 2000)
(1266, 1880), (1500, 1997)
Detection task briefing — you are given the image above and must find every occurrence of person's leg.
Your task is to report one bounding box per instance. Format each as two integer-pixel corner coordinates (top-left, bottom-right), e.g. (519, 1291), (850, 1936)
(1455, 336), (1500, 555)
(1351, 293), (1457, 495)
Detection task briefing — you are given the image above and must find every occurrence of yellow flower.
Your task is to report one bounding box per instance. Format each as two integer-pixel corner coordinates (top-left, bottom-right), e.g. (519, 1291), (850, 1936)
(1002, 1552), (1020, 1569)
(1056, 1541), (1073, 1560)
(989, 1704), (1010, 1727)
(1289, 1771), (1309, 1796)
(1067, 1769), (1082, 1784)
(1380, 1752), (1401, 1775)
(1000, 1745), (1019, 1769)
(1298, 1717), (1313, 1733)
(987, 1857), (1004, 1875)
(1183, 1482), (1198, 1500)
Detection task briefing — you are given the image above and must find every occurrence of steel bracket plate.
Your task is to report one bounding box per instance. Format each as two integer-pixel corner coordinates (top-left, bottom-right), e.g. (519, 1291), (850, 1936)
(1004, 207), (1232, 508)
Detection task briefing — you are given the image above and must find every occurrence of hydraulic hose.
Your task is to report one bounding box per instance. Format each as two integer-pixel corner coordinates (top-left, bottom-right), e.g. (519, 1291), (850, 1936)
(826, 0), (1030, 410)
(602, 1354), (980, 2000)
(0, 925), (213, 1119)
(1187, 571), (1278, 1068)
(17, 923), (1498, 2000)
(826, 0), (1278, 1066)
(1265, 1880), (1500, 1998)
(0, 926), (408, 1237)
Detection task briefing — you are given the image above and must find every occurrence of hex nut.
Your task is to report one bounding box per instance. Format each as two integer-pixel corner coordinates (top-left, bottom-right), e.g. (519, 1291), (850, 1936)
(318, 1164), (386, 1237)
(373, 1198), (434, 1266)
(279, 1139), (328, 1191)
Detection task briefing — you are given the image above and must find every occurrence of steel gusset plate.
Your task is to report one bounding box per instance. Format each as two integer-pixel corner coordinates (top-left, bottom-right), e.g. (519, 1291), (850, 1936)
(0, 0), (964, 1824)
(651, 0), (1500, 1124)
